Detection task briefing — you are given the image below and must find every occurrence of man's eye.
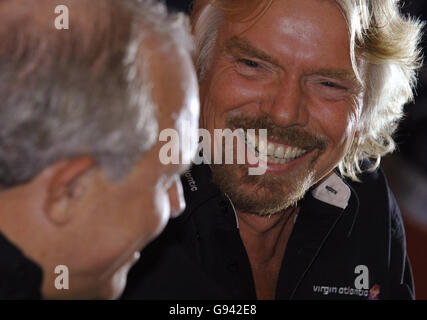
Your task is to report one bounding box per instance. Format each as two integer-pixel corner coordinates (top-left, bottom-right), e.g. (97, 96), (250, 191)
(238, 59), (260, 68)
(322, 81), (344, 90)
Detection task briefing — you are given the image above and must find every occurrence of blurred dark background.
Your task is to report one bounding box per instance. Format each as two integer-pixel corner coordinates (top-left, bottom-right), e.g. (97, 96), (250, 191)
(384, 0), (427, 301)
(165, 0), (427, 300)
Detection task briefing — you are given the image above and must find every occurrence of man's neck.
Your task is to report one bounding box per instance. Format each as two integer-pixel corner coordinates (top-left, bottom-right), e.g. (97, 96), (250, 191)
(237, 206), (298, 299)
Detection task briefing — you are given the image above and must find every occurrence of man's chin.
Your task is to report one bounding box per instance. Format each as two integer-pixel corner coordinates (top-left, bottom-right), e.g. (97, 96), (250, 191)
(227, 185), (306, 216)
(211, 163), (315, 216)
(98, 266), (130, 300)
(95, 251), (140, 300)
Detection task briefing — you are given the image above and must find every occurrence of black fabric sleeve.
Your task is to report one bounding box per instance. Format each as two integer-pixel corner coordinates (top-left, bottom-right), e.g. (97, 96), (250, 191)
(0, 233), (42, 299)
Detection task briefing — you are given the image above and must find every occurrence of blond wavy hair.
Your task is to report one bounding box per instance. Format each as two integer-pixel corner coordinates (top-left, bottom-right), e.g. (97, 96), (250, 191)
(191, 0), (424, 181)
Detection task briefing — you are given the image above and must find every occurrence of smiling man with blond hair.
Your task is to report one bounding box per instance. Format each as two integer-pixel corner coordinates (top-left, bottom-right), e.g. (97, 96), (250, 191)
(123, 0), (424, 300)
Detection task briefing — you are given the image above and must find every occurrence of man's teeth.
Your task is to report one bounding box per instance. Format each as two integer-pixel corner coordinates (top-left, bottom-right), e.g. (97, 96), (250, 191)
(243, 131), (307, 163)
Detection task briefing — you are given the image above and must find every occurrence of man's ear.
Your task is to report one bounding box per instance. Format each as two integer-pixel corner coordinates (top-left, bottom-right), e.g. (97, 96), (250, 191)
(44, 156), (95, 226)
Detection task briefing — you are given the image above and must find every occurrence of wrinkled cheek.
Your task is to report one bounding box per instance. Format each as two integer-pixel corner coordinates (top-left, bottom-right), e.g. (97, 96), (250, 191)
(200, 67), (239, 130)
(332, 134), (354, 167)
(335, 127), (353, 150)
(342, 115), (359, 151)
(318, 121), (356, 175)
(200, 98), (217, 131)
(330, 109), (358, 150)
(202, 87), (230, 132)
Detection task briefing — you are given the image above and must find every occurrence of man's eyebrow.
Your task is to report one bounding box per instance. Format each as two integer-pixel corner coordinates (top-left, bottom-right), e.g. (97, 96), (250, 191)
(313, 68), (363, 91)
(225, 36), (281, 67)
(313, 68), (358, 83)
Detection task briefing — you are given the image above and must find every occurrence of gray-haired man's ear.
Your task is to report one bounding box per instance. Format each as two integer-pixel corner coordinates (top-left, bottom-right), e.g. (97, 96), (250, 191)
(44, 156), (95, 226)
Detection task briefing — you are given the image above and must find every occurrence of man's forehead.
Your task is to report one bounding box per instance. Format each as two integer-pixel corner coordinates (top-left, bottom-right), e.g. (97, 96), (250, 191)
(213, 0), (366, 92)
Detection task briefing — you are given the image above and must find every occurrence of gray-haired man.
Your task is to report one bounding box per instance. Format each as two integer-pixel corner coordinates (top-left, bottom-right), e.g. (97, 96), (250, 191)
(0, 0), (199, 299)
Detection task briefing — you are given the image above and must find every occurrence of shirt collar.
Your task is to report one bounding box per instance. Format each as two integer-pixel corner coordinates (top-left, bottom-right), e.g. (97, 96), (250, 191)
(311, 172), (351, 210)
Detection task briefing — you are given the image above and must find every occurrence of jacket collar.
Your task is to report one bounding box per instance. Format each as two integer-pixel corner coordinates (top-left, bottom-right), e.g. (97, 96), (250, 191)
(311, 172), (352, 210)
(184, 164), (352, 208)
(182, 165), (357, 232)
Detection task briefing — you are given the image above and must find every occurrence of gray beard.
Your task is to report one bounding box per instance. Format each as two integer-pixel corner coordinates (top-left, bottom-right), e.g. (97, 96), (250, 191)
(209, 113), (327, 216)
(211, 162), (315, 216)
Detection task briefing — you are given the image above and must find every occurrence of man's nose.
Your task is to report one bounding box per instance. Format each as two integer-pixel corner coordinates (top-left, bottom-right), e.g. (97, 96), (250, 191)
(167, 176), (186, 218)
(260, 78), (309, 127)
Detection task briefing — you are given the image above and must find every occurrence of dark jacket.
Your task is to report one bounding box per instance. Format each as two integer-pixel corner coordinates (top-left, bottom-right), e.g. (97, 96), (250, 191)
(0, 233), (42, 299)
(122, 164), (414, 300)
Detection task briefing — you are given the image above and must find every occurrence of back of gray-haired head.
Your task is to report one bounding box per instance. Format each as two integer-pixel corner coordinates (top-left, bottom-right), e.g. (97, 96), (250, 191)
(0, 0), (193, 187)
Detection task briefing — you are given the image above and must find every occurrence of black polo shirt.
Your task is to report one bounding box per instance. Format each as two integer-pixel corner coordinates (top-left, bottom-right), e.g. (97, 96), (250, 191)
(122, 164), (414, 300)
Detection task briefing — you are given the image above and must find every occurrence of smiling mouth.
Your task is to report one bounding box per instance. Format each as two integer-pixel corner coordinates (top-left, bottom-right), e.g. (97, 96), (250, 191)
(237, 129), (313, 164)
